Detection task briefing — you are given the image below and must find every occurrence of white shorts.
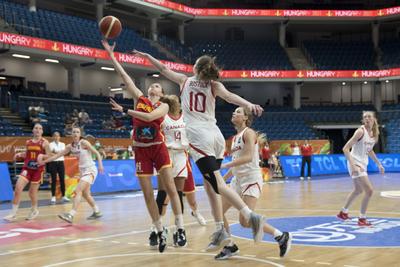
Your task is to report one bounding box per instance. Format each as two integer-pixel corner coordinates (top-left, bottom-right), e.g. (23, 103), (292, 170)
(186, 124), (225, 162)
(347, 161), (367, 179)
(169, 149), (188, 178)
(230, 174), (263, 199)
(80, 166), (98, 185)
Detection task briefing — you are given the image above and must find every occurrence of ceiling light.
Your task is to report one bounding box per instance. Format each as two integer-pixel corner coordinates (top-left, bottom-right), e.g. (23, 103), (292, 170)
(12, 54), (30, 59)
(45, 58), (59, 63)
(101, 67), (115, 71)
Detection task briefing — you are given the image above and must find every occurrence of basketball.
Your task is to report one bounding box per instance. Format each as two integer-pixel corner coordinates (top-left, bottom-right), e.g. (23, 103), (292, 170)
(99, 16), (122, 39)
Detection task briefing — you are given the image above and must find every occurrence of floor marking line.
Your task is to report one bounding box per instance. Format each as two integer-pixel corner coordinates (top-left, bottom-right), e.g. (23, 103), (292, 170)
(42, 252), (285, 267)
(316, 262), (332, 265)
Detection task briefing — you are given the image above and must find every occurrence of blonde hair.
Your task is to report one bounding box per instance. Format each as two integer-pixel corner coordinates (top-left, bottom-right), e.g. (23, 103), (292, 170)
(363, 111), (380, 139)
(160, 95), (181, 115)
(241, 107), (254, 127)
(257, 132), (268, 147)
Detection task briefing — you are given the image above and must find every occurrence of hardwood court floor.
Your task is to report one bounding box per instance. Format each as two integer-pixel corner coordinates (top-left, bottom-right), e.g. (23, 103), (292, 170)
(0, 173), (399, 267)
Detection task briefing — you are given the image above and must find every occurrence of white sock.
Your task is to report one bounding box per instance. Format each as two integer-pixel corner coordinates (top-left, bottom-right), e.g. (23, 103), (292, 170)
(69, 210), (76, 216)
(175, 214), (184, 229)
(93, 205), (100, 213)
(191, 210), (198, 216)
(360, 214), (366, 219)
(273, 229), (283, 238)
(11, 204), (19, 214)
(215, 221), (224, 231)
(32, 205), (38, 211)
(342, 208), (349, 213)
(154, 219), (163, 232)
(240, 206), (252, 222)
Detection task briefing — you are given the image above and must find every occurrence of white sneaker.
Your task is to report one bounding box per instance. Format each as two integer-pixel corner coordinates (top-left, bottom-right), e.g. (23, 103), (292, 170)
(50, 197), (56, 205)
(62, 196), (70, 203)
(26, 209), (39, 220)
(3, 213), (17, 222)
(300, 177), (304, 180)
(307, 176), (311, 180)
(191, 211), (206, 226)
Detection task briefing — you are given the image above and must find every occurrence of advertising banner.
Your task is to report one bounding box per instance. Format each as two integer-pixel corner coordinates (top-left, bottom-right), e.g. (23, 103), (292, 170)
(280, 154), (400, 177)
(0, 163), (13, 201)
(143, 0), (400, 18)
(269, 140), (330, 156)
(2, 32), (400, 80)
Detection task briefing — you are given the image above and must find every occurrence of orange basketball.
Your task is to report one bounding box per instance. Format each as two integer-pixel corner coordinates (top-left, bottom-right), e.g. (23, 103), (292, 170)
(99, 16), (122, 39)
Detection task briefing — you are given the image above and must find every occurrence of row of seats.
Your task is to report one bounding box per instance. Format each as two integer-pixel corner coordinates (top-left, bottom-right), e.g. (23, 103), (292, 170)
(303, 40), (377, 70)
(0, 0), (171, 61)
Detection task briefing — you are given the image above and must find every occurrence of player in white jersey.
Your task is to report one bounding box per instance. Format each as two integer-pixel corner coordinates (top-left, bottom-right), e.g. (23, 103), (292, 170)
(337, 111), (385, 226)
(214, 107), (291, 259)
(40, 127), (104, 223)
(133, 50), (291, 257)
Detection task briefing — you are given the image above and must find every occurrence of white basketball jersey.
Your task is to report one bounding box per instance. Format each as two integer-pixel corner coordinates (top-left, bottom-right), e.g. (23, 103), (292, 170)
(230, 128), (260, 178)
(70, 140), (96, 169)
(350, 126), (376, 166)
(180, 76), (216, 125)
(162, 114), (189, 150)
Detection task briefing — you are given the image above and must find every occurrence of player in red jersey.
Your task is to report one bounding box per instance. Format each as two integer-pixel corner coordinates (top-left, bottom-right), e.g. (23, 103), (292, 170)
(102, 40), (186, 253)
(4, 123), (51, 222)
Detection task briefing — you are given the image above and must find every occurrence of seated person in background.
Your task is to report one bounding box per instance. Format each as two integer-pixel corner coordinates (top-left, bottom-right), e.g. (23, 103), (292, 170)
(64, 123), (73, 137)
(102, 116), (115, 130)
(71, 109), (79, 124)
(78, 109), (92, 127)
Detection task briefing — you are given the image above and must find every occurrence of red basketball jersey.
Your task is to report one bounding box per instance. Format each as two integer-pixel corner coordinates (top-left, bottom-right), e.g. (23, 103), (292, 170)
(24, 138), (46, 171)
(132, 96), (165, 144)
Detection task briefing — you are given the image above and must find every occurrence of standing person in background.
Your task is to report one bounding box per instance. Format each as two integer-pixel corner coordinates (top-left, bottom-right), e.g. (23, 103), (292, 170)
(259, 138), (270, 169)
(48, 132), (69, 204)
(300, 140), (312, 180)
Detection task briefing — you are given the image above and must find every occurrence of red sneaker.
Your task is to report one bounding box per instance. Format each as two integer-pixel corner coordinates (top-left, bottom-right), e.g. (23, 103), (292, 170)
(337, 211), (351, 221)
(358, 218), (372, 227)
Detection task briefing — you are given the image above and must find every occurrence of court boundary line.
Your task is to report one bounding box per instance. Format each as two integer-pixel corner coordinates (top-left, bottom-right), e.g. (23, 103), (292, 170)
(41, 252), (285, 267)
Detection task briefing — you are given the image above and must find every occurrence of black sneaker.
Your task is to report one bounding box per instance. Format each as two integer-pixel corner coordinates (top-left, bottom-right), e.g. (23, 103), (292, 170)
(158, 228), (168, 253)
(173, 228), (187, 247)
(215, 244), (240, 260)
(149, 230), (158, 250)
(275, 232), (292, 258)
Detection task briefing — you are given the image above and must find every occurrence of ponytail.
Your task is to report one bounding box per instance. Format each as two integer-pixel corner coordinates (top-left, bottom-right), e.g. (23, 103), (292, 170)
(195, 55), (220, 81)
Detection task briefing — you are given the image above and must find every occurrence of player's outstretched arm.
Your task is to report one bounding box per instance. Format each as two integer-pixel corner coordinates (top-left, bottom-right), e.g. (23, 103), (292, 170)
(132, 50), (187, 87)
(102, 40), (143, 100)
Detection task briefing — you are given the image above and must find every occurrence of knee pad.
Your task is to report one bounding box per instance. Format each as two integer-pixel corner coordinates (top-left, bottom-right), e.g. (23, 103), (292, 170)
(156, 190), (167, 215)
(196, 156), (220, 194)
(178, 191), (184, 214)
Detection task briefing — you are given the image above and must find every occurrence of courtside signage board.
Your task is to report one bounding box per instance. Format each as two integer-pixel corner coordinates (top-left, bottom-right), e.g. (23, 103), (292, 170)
(280, 154), (400, 177)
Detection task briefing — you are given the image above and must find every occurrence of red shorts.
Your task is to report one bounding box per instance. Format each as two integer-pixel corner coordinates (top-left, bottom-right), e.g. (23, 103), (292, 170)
(183, 160), (195, 193)
(134, 143), (171, 177)
(20, 168), (44, 184)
